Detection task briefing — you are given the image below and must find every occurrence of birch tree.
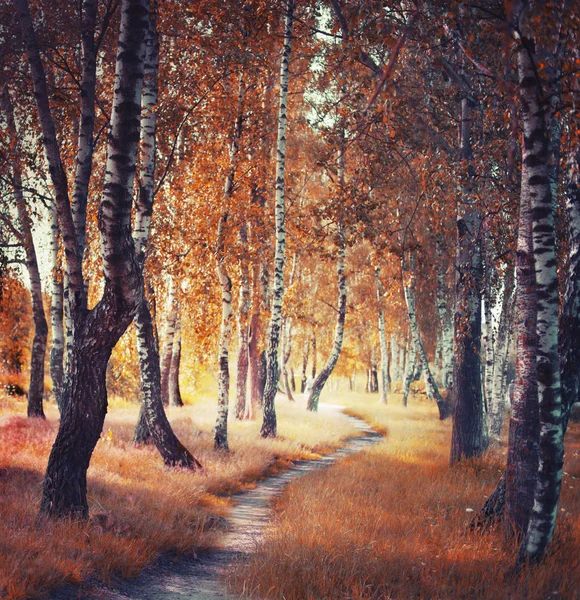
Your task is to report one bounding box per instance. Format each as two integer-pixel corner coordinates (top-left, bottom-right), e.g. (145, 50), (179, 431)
(307, 227), (347, 412)
(15, 0), (202, 518)
(1, 86), (48, 419)
(375, 264), (389, 403)
(403, 255), (450, 419)
(131, 8), (198, 468)
(450, 92), (487, 464)
(513, 3), (563, 565)
(261, 0), (294, 438)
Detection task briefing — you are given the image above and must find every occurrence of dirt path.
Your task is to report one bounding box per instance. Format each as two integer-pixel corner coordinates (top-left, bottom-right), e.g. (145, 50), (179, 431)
(56, 404), (382, 600)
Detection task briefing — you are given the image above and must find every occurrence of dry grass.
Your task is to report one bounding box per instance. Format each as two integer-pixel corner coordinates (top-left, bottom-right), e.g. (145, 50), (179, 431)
(228, 390), (580, 600)
(0, 387), (358, 600)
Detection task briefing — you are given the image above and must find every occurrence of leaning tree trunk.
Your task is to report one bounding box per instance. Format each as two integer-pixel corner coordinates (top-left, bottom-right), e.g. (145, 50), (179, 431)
(261, 0), (294, 438)
(404, 259), (450, 419)
(516, 29), (563, 567)
(307, 230), (347, 412)
(450, 95), (486, 464)
(505, 170), (540, 540)
(235, 223), (251, 419)
(376, 265), (389, 403)
(133, 299), (200, 469)
(48, 206), (65, 412)
(17, 0), (152, 518)
(130, 6), (197, 469)
(1, 86), (48, 419)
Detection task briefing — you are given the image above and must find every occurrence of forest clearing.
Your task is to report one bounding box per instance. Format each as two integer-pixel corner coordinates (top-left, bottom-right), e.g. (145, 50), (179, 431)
(1, 0), (580, 598)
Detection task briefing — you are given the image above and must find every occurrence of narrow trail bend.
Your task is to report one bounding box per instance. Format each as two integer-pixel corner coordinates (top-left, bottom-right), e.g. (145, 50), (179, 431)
(76, 404), (383, 600)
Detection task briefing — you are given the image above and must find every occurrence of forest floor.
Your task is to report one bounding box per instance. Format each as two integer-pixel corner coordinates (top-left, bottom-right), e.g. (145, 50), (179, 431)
(1, 382), (578, 600)
(228, 392), (580, 600)
(0, 382), (359, 600)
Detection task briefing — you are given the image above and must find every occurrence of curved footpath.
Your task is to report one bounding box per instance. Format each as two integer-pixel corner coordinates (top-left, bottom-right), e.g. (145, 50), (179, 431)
(54, 404), (383, 600)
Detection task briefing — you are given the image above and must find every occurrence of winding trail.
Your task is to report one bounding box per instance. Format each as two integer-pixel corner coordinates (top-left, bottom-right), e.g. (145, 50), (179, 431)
(74, 404), (382, 600)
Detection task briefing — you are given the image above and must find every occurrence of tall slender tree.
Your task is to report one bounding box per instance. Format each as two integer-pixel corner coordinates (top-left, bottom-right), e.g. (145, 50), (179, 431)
(261, 0), (295, 437)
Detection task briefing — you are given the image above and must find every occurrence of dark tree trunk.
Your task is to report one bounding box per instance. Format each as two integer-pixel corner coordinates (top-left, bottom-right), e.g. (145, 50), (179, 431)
(18, 0), (152, 517)
(41, 294), (138, 517)
(450, 96), (486, 464)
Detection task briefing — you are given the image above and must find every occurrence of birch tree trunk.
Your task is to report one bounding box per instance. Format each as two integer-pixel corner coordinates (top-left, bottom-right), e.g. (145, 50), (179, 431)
(281, 253), (297, 402)
(48, 206), (65, 412)
(307, 229), (347, 412)
(168, 315), (183, 407)
(482, 245), (495, 416)
(505, 181), (539, 540)
(248, 260), (268, 419)
(436, 241), (453, 389)
(300, 337), (310, 393)
(450, 95), (486, 464)
(311, 329), (317, 380)
(16, 0), (152, 517)
(390, 335), (400, 383)
(1, 86), (48, 419)
(281, 317), (294, 401)
(235, 223), (251, 420)
(214, 211), (233, 450)
(130, 5), (197, 468)
(403, 265), (450, 419)
(376, 265), (389, 403)
(516, 26), (563, 566)
(488, 272), (514, 441)
(71, 0), (98, 267)
(560, 147), (580, 434)
(402, 340), (415, 407)
(160, 281), (178, 406)
(261, 0), (294, 437)
(214, 70), (245, 449)
(133, 297), (200, 469)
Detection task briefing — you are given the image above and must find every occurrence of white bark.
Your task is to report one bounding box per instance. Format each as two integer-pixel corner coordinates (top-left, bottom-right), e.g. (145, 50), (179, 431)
(261, 0), (294, 437)
(376, 265), (389, 403)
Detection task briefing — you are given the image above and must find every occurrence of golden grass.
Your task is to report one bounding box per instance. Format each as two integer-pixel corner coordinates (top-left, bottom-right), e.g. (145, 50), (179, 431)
(0, 389), (358, 599)
(228, 391), (580, 600)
